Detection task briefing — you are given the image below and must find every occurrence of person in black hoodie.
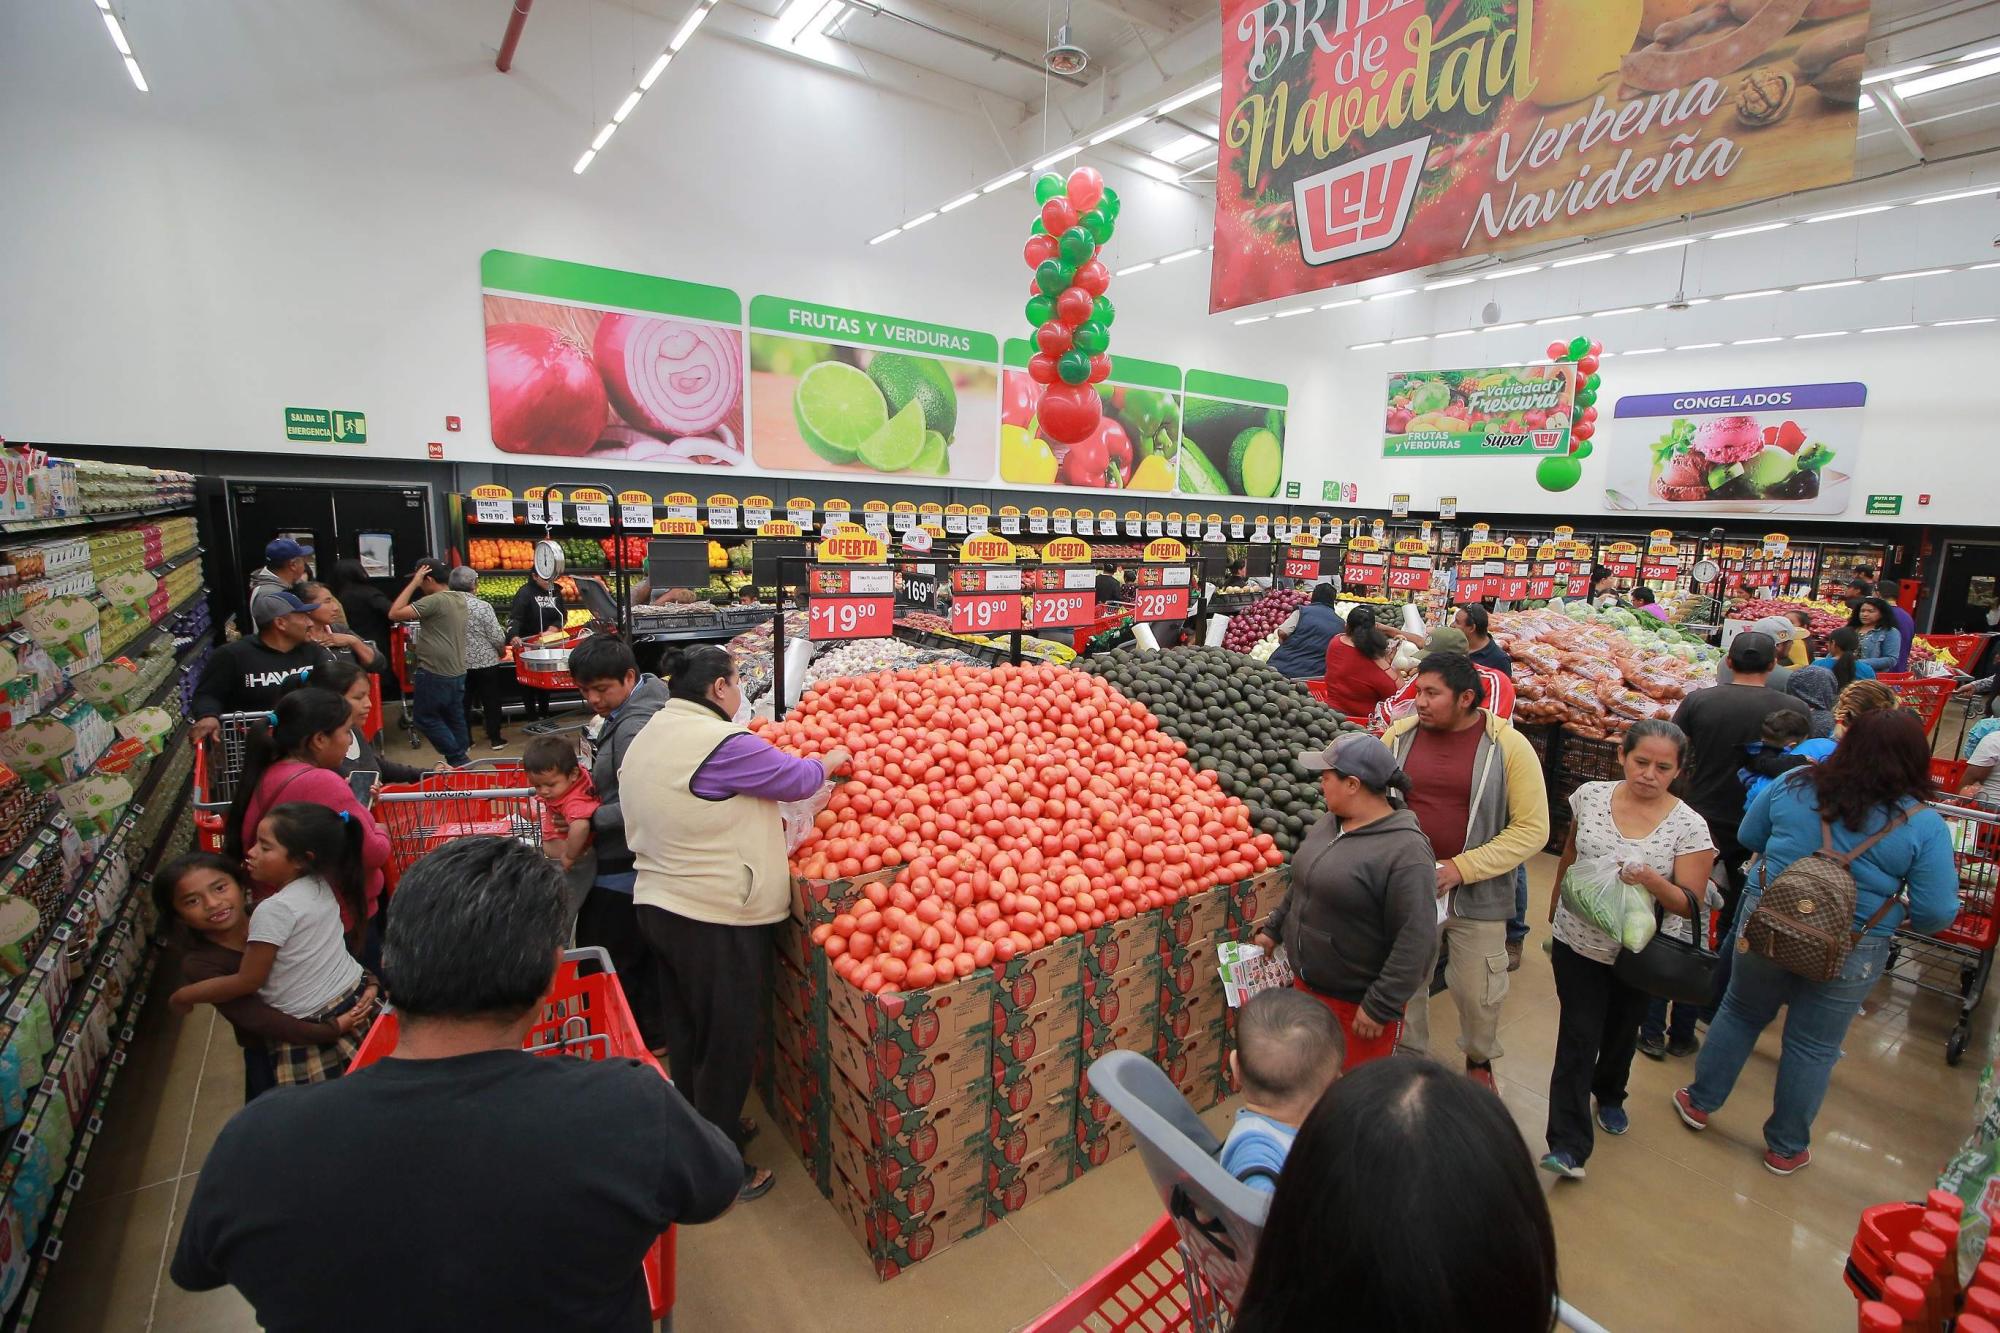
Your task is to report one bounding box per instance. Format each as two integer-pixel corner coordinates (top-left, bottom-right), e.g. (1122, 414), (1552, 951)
(508, 569), (570, 724)
(190, 591), (334, 741)
(1258, 733), (1436, 1071)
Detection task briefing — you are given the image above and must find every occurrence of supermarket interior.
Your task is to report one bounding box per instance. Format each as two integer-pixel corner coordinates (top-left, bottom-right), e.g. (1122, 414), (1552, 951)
(6, 0), (2000, 1330)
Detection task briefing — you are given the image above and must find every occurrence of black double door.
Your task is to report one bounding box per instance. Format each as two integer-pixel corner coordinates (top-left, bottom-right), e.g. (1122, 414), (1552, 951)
(227, 482), (431, 623)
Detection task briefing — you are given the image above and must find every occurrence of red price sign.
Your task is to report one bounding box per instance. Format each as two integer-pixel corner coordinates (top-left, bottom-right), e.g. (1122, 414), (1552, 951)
(1500, 577), (1529, 600)
(1641, 562), (1680, 582)
(1133, 586), (1190, 621)
(1282, 550), (1320, 580)
(1526, 576), (1556, 599)
(1457, 575), (1487, 601)
(1387, 565), (1431, 592)
(808, 596), (892, 640)
(1343, 561), (1386, 588)
(1030, 589), (1096, 629)
(951, 592), (1023, 634)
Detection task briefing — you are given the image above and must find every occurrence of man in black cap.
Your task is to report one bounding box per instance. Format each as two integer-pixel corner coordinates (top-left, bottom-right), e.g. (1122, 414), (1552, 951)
(249, 537), (313, 603)
(190, 590), (334, 741)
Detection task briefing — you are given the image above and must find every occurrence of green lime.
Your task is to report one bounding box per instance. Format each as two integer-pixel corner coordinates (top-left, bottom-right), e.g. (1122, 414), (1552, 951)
(858, 401), (927, 472)
(868, 353), (958, 440)
(795, 362), (888, 464)
(914, 429), (949, 476)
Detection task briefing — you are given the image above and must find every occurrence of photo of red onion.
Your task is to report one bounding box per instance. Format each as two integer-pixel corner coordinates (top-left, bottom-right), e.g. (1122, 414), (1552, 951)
(486, 322), (608, 457)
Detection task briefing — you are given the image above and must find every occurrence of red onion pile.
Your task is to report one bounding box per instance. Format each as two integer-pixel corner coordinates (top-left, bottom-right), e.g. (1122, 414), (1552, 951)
(486, 323), (608, 456)
(1728, 597), (1846, 639)
(1222, 587), (1308, 653)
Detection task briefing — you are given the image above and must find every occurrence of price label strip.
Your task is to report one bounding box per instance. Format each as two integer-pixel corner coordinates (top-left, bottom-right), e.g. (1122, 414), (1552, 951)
(473, 498), (514, 525)
(573, 503), (611, 529)
(806, 566), (894, 641)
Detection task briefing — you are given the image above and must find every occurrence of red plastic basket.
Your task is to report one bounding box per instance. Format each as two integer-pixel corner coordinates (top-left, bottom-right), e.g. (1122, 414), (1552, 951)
(1931, 793), (2000, 950)
(1846, 1201), (1925, 1302)
(372, 765), (543, 886)
(1920, 633), (1991, 672)
(348, 951), (676, 1320)
(1877, 673), (1955, 738)
(1021, 1216), (1202, 1333)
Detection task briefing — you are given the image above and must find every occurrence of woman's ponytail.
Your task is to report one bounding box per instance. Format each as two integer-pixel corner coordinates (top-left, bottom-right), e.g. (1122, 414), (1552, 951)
(223, 689), (352, 861)
(262, 803), (368, 948)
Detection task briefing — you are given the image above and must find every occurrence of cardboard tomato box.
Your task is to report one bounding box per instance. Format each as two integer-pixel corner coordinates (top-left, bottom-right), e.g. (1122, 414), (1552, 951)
(988, 1086), (1078, 1167)
(1226, 868), (1289, 932)
(825, 966), (996, 1062)
(1083, 912), (1163, 978)
(1082, 978), (1160, 1058)
(1069, 1119), (1136, 1177)
(789, 865), (898, 926)
(993, 1036), (1082, 1119)
(771, 1042), (825, 1117)
(1155, 1022), (1226, 1113)
(993, 933), (1084, 1015)
(990, 985), (1081, 1073)
(1158, 987), (1227, 1044)
(772, 1004), (828, 1075)
(772, 952), (819, 1028)
(826, 1012), (990, 1115)
(1082, 956), (1159, 1032)
(1161, 885), (1229, 953)
(1157, 945), (1223, 1001)
(827, 1066), (991, 1174)
(828, 1114), (988, 1216)
(828, 1160), (987, 1282)
(985, 1140), (1076, 1223)
(765, 1087), (830, 1194)
(774, 915), (810, 975)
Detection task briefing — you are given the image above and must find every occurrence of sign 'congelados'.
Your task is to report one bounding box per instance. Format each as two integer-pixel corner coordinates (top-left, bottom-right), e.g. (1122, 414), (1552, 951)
(1212, 0), (1865, 311)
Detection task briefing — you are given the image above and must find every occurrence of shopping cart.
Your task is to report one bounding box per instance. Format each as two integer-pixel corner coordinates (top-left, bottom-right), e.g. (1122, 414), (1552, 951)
(1883, 796), (2000, 1065)
(386, 623), (419, 749)
(374, 762), (543, 886)
(1879, 673), (1957, 739)
(191, 710), (276, 853)
(348, 946), (677, 1323)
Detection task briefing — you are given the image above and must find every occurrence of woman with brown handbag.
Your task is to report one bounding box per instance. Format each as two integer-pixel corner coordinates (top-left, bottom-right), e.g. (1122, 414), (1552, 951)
(1671, 710), (1958, 1176)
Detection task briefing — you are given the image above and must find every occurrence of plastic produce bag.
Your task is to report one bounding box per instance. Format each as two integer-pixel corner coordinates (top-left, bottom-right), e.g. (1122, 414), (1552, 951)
(1559, 855), (1658, 953)
(780, 781), (834, 855)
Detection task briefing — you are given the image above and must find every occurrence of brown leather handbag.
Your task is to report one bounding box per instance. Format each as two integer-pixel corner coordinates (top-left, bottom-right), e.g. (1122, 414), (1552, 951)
(1742, 811), (1910, 983)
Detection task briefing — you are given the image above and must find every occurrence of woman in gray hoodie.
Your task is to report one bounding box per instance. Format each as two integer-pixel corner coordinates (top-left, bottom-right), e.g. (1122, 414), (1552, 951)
(1259, 733), (1438, 1071)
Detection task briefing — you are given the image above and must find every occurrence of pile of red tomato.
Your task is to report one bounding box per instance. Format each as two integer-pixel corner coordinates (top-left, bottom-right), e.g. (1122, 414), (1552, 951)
(755, 662), (1281, 994)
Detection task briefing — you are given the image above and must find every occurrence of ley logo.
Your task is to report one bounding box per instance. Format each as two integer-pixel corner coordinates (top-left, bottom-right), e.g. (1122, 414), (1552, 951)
(1292, 135), (1430, 266)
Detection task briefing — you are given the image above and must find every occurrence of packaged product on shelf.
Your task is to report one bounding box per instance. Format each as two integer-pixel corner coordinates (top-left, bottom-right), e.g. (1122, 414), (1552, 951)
(0, 897), (38, 979)
(7, 1135), (54, 1249)
(1, 697), (114, 792)
(0, 1205), (26, 1312)
(0, 1044), (26, 1129)
(0, 640), (65, 730)
(0, 771), (51, 863)
(19, 595), (100, 672)
(88, 853), (130, 935)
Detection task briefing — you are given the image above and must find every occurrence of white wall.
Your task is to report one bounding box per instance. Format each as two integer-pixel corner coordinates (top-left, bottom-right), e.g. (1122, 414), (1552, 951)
(3, 0), (1996, 527)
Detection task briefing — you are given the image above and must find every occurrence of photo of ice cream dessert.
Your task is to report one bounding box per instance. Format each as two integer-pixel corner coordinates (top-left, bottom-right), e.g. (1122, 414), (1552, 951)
(1648, 415), (1833, 503)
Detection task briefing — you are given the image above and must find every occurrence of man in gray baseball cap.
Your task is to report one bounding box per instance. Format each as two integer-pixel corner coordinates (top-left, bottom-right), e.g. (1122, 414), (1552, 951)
(190, 590), (333, 740)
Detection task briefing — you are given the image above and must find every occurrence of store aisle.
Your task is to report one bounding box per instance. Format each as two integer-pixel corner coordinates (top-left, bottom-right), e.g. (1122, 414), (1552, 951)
(36, 852), (1989, 1332)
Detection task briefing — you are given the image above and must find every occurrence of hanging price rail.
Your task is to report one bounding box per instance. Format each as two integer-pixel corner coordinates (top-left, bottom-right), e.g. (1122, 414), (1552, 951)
(807, 564), (895, 641)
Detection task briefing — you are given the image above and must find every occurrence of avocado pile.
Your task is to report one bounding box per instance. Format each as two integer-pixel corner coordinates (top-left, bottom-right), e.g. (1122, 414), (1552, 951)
(1081, 646), (1365, 854)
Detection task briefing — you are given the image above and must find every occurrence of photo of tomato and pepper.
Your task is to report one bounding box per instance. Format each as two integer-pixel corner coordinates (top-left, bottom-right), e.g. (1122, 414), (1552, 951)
(998, 367), (1181, 491)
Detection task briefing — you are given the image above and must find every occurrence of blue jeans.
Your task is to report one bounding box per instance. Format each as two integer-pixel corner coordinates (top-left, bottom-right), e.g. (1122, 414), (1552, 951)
(1506, 865), (1529, 946)
(1641, 996), (1698, 1044)
(411, 670), (470, 766)
(1686, 929), (1891, 1157)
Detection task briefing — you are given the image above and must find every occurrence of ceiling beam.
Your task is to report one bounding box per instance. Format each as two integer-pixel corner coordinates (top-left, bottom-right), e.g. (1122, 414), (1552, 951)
(1085, 0), (1200, 39)
(843, 0), (1092, 90)
(708, 6), (1031, 119)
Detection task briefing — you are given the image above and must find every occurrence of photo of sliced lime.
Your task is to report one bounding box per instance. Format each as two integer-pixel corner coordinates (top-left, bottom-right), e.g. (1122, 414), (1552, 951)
(868, 352), (958, 440)
(914, 429), (949, 476)
(795, 361), (888, 464)
(857, 401), (927, 472)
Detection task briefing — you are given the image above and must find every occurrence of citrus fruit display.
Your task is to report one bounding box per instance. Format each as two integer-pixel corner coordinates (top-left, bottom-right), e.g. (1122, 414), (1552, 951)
(794, 360), (888, 464)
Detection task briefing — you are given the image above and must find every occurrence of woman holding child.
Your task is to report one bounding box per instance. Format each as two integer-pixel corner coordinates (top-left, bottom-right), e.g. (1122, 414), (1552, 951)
(1258, 733), (1437, 1070)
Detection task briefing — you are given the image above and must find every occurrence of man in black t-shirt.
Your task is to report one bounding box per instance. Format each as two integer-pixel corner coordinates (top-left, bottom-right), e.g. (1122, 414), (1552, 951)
(189, 590), (334, 740)
(171, 837), (742, 1333)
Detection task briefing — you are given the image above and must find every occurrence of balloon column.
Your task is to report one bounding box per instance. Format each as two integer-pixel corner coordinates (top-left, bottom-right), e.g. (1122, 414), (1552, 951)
(1021, 167), (1119, 447)
(1536, 334), (1603, 493)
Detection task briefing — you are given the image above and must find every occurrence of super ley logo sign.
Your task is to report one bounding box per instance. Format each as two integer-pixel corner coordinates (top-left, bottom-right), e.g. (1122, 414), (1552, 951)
(1294, 134), (1430, 264)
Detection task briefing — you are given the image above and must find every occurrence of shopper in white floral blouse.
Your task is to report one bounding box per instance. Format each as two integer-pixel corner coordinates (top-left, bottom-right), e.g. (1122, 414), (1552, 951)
(449, 567), (511, 752)
(1541, 720), (1716, 1181)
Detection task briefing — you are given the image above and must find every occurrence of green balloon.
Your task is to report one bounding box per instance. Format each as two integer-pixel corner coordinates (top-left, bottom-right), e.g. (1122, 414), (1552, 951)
(1031, 219), (1046, 236)
(1101, 186), (1121, 216)
(1570, 439), (1594, 459)
(1585, 373), (1602, 392)
(1059, 226), (1096, 266)
(1073, 321), (1110, 355)
(1034, 172), (1066, 204)
(1082, 209), (1114, 245)
(1057, 350), (1092, 385)
(1093, 295), (1117, 328)
(1035, 260), (1074, 296)
(1567, 336), (1591, 360)
(1537, 454), (1583, 492)
(1026, 295), (1055, 326)
(1576, 388), (1597, 409)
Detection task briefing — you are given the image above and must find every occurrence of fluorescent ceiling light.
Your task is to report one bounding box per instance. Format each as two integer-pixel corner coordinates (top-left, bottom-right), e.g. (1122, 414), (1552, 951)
(1896, 54), (2000, 98)
(123, 54), (148, 92)
(1158, 80), (1222, 114)
(1033, 146), (1081, 170)
(939, 192), (977, 213)
(1624, 347), (1665, 356)
(1795, 330), (1848, 339)
(1722, 289), (1781, 301)
(1915, 186), (1997, 205)
(1976, 261), (2000, 271)
(1799, 278), (1863, 290)
(572, 149), (597, 175)
(1150, 133), (1211, 164)
(1483, 265), (1543, 280)
(102, 11), (131, 54)
(773, 0), (834, 42)
(1533, 315), (1581, 326)
(1807, 204), (1893, 223)
(640, 53), (673, 89)
(1598, 306), (1644, 316)
(1434, 329), (1473, 339)
(1424, 276), (1476, 290)
(1938, 317), (1997, 327)
(1481, 322), (1527, 332)
(1089, 115), (1149, 145)
(1126, 156), (1184, 184)
(1863, 62), (1932, 86)
(1859, 92), (1876, 110)
(982, 170), (1026, 193)
(1159, 248), (1203, 265)
(1351, 341), (1386, 350)
(1595, 351), (1616, 359)
(1626, 237), (1694, 254)
(1880, 268), (1948, 281)
(1369, 289), (1411, 302)
(1731, 336), (1783, 345)
(669, 5), (709, 51)
(902, 210), (938, 229)
(1862, 324), (1917, 333)
(1711, 221), (1790, 239)
(1274, 307), (1315, 319)
(1116, 261), (1155, 276)
(1552, 253), (1612, 268)
(1678, 342), (1722, 350)
(1390, 335), (1428, 345)
(1655, 298), (1712, 309)
(1320, 298), (1362, 310)
(1234, 315), (1269, 326)
(613, 91), (643, 123)
(591, 123), (617, 150)
(868, 227), (901, 245)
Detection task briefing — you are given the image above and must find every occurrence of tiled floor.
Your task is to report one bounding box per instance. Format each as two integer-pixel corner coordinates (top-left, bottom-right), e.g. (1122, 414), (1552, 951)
(37, 776), (1993, 1331)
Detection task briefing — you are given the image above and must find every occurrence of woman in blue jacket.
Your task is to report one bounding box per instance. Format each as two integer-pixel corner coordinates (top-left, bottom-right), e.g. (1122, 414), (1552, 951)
(1672, 709), (1957, 1176)
(1847, 597), (1903, 674)
(1267, 583), (1343, 679)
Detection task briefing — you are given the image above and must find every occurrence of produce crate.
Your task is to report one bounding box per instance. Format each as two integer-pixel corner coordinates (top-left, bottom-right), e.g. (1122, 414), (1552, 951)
(1556, 728), (1623, 782)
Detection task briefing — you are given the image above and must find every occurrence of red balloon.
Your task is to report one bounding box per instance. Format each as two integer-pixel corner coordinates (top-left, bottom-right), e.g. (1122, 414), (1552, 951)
(1088, 354), (1112, 384)
(1073, 258), (1111, 297)
(1037, 382), (1102, 444)
(1546, 340), (1568, 361)
(1041, 197), (1079, 236)
(1581, 405), (1598, 424)
(1035, 321), (1074, 356)
(1024, 234), (1058, 269)
(1588, 341), (1603, 357)
(1055, 286), (1096, 328)
(1028, 353), (1059, 385)
(1066, 166), (1105, 213)
(1576, 354), (1600, 376)
(1030, 275), (1045, 297)
(1571, 421), (1595, 442)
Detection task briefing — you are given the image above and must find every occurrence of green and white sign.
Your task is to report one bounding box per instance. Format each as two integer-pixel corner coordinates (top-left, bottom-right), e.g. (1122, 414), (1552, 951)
(1866, 494), (1902, 516)
(285, 407), (366, 444)
(1179, 370), (1288, 501)
(1384, 364), (1576, 458)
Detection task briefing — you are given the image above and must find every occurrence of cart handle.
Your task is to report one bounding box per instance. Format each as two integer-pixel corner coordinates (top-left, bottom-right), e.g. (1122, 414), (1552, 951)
(374, 787), (539, 803)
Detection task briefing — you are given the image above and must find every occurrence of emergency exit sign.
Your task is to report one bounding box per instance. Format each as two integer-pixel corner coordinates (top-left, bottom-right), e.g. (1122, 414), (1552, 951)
(1865, 494), (1902, 516)
(285, 407), (368, 444)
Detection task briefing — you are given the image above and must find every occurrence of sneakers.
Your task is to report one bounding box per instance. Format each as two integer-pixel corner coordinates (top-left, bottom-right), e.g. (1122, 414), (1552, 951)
(489, 740), (508, 752)
(1466, 1060), (1496, 1091)
(1596, 1103), (1630, 1136)
(1672, 1087), (1709, 1131)
(1763, 1147), (1812, 1176)
(1505, 939), (1523, 972)
(1667, 1034), (1701, 1058)
(1539, 1151), (1585, 1180)
(1637, 1032), (1667, 1061)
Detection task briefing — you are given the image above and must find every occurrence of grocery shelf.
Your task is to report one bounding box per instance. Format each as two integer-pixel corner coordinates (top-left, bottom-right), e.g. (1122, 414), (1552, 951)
(0, 503), (193, 538)
(98, 586), (211, 663)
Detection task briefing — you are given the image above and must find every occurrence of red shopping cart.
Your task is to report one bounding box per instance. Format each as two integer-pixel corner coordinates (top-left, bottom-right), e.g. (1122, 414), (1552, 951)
(373, 762), (543, 887)
(1878, 673), (1957, 739)
(1883, 795), (2000, 1064)
(191, 711), (277, 853)
(348, 947), (676, 1322)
